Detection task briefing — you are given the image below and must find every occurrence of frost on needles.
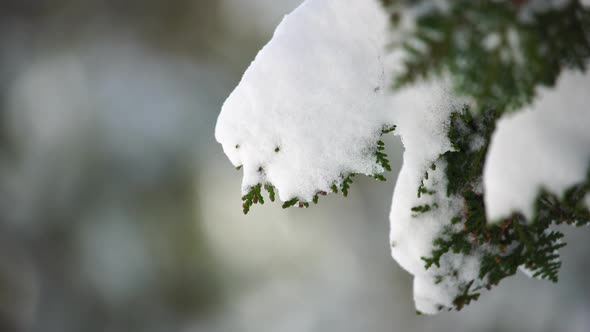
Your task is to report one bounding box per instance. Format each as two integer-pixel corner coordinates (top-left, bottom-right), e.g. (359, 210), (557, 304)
(216, 0), (590, 314)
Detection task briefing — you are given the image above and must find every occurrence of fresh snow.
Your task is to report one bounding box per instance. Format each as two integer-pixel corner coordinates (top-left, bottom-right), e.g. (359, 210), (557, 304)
(215, 0), (390, 202)
(484, 69), (590, 222)
(388, 83), (481, 314)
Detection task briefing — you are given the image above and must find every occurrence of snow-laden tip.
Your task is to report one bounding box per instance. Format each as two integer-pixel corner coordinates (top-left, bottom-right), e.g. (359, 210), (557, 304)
(215, 0), (390, 202)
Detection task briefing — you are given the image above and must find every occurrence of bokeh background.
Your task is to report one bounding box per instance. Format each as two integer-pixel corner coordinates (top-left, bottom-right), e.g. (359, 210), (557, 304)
(0, 1), (588, 331)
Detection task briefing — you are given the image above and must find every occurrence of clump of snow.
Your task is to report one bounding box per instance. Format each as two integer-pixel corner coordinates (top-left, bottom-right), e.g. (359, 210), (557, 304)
(215, 0), (390, 202)
(388, 85), (485, 314)
(389, 81), (461, 169)
(387, 83), (460, 277)
(484, 69), (590, 222)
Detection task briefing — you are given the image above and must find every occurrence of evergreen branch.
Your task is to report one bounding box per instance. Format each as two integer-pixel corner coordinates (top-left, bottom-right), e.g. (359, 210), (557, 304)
(418, 107), (590, 311)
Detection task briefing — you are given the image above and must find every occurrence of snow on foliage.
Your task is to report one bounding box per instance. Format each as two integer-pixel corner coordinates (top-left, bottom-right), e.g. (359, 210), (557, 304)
(484, 69), (590, 221)
(216, 0), (590, 315)
(388, 85), (478, 314)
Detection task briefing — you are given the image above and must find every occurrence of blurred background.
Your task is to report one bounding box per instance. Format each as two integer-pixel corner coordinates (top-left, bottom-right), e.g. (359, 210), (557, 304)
(0, 1), (588, 331)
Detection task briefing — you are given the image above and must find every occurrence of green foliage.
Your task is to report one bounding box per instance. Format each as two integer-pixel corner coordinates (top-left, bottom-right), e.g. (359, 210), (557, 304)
(415, 107), (590, 311)
(242, 184), (264, 214)
(421, 227), (472, 270)
(444, 106), (499, 195)
(417, 163), (438, 198)
(375, 140), (392, 172)
(341, 174), (355, 197)
(411, 204), (432, 213)
(265, 184), (276, 202)
(382, 0), (590, 111)
(331, 184), (339, 194)
(282, 197), (299, 209)
(382, 124), (397, 134)
(453, 281), (480, 311)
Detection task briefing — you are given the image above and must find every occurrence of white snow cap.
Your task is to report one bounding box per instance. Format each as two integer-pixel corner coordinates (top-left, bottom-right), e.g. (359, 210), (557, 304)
(215, 0), (390, 202)
(389, 82), (477, 314)
(484, 69), (590, 222)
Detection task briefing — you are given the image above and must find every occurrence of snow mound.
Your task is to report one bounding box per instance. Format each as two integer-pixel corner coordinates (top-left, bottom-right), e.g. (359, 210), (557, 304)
(215, 0), (390, 202)
(389, 83), (477, 314)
